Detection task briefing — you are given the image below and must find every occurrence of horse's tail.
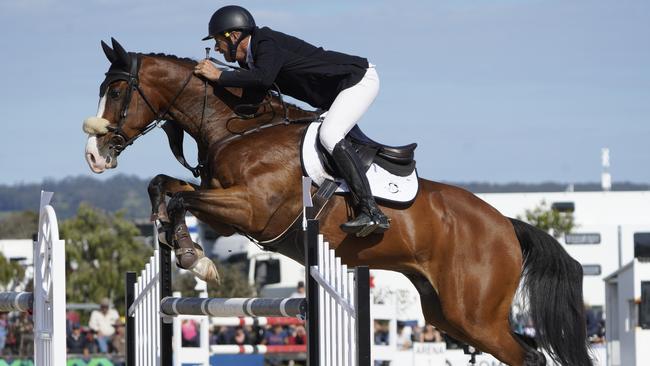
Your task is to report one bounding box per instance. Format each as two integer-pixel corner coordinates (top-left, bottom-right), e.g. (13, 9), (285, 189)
(509, 218), (592, 366)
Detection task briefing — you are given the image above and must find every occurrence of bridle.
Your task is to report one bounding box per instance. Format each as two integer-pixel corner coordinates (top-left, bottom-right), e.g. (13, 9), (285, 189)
(101, 53), (196, 155)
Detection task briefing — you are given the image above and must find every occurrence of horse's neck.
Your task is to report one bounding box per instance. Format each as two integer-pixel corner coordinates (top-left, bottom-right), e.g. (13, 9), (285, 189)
(145, 56), (318, 155)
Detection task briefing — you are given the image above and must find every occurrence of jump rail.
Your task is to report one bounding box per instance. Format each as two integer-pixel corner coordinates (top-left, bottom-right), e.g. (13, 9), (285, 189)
(125, 217), (370, 366)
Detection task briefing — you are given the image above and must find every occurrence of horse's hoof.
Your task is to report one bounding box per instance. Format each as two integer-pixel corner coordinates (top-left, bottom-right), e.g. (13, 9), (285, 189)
(189, 257), (221, 286)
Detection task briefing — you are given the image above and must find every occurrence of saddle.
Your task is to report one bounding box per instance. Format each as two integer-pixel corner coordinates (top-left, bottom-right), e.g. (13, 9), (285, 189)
(317, 125), (417, 178)
(302, 121), (419, 204)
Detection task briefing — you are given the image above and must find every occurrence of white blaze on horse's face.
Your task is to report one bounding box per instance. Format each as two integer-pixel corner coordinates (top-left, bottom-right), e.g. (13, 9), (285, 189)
(83, 95), (117, 173)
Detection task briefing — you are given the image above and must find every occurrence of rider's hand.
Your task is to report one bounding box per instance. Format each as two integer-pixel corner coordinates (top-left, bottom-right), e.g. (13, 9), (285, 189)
(194, 60), (221, 82)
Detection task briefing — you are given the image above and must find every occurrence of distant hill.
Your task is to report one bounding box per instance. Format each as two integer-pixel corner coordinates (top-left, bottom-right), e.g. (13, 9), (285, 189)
(0, 174), (648, 220)
(0, 175), (157, 219)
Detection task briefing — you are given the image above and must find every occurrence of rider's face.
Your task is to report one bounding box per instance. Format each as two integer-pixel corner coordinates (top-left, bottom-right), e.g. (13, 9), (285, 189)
(214, 32), (248, 63)
(213, 35), (230, 60)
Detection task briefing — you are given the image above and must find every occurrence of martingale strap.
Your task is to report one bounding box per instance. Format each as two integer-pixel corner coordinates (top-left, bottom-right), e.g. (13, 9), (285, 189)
(162, 121), (203, 178)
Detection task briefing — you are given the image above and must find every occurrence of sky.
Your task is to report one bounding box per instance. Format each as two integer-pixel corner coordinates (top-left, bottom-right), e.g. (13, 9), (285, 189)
(0, 0), (648, 185)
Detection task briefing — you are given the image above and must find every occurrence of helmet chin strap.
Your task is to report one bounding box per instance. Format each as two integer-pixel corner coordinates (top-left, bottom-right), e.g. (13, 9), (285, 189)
(227, 31), (250, 60)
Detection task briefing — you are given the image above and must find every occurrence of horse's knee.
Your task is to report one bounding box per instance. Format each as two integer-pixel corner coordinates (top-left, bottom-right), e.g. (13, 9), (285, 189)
(147, 174), (169, 194)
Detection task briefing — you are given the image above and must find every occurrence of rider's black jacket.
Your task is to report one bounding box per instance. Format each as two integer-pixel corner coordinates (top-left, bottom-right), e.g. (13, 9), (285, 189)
(218, 26), (368, 110)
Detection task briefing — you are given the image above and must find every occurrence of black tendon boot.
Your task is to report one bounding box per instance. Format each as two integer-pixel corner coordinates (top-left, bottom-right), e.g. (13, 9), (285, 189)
(331, 140), (390, 237)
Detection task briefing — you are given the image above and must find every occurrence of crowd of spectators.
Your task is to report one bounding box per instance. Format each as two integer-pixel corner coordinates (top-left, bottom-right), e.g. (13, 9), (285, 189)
(374, 320), (460, 350)
(0, 297), (126, 364)
(63, 297), (126, 364)
(1, 287), (605, 365)
(0, 312), (34, 357)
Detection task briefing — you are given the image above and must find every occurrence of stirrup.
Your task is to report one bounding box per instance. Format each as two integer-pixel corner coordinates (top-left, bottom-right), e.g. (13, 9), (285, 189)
(340, 211), (390, 237)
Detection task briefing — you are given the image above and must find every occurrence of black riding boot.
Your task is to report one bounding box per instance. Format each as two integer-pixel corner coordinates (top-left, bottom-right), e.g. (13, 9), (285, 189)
(331, 140), (390, 237)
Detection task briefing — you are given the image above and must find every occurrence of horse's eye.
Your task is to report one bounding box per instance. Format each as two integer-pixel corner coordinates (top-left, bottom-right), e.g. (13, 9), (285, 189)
(109, 89), (121, 99)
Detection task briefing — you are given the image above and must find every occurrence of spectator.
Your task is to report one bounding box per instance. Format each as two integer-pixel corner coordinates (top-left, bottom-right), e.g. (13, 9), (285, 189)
(373, 320), (389, 345)
(290, 281), (305, 298)
(111, 319), (127, 366)
(262, 325), (286, 366)
(247, 325), (263, 344)
(67, 324), (88, 356)
(231, 326), (251, 345)
(262, 325), (287, 345)
(396, 323), (412, 350)
(66, 310), (81, 335)
(16, 312), (33, 356)
(211, 326), (230, 345)
(111, 319), (126, 353)
(88, 298), (120, 353)
(420, 324), (443, 343)
(0, 313), (7, 355)
(85, 328), (100, 354)
(287, 325), (306, 345)
(585, 304), (601, 341)
(181, 319), (200, 347)
(4, 315), (18, 355)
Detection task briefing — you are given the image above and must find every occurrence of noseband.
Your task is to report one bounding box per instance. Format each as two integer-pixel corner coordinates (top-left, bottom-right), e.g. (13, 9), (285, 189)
(100, 54), (195, 155)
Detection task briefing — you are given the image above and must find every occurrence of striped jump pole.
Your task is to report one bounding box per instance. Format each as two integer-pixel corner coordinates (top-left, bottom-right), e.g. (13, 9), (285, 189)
(0, 191), (67, 366)
(0, 292), (33, 312)
(161, 297), (307, 318)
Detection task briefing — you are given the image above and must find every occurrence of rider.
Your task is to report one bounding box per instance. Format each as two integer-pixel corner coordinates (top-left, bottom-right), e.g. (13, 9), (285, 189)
(194, 5), (389, 237)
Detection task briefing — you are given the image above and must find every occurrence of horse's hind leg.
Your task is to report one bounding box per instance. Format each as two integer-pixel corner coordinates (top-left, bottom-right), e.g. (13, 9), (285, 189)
(428, 250), (545, 365)
(406, 273), (476, 343)
(410, 272), (545, 365)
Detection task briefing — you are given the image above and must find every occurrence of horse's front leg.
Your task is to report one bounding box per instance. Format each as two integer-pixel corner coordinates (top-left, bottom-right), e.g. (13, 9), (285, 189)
(167, 186), (261, 286)
(147, 174), (199, 223)
(147, 175), (207, 266)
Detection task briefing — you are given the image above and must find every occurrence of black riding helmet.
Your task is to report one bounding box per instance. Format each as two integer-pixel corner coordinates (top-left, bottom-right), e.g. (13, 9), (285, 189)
(202, 5), (255, 60)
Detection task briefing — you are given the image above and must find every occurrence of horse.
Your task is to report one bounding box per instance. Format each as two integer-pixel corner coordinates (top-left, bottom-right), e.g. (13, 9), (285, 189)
(83, 39), (591, 366)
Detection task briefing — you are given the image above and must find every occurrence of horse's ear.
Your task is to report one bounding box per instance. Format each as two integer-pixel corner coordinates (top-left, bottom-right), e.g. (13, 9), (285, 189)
(111, 37), (130, 66)
(101, 40), (117, 64)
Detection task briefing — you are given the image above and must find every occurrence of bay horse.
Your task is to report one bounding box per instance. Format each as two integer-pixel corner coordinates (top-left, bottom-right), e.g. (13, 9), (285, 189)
(83, 39), (591, 366)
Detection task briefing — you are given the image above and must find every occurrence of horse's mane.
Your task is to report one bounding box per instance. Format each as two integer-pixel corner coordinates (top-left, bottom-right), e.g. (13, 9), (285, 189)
(139, 52), (197, 65)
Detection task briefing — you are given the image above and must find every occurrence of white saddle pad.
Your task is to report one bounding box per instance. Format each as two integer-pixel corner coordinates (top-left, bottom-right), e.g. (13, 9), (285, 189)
(301, 122), (419, 204)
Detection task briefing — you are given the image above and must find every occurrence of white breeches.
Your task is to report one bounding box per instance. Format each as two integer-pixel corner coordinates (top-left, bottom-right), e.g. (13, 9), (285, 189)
(319, 65), (379, 153)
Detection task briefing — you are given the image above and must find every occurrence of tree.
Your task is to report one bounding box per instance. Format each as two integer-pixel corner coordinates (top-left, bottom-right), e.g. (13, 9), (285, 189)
(0, 252), (26, 289)
(60, 203), (153, 316)
(0, 210), (38, 239)
(517, 200), (575, 239)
